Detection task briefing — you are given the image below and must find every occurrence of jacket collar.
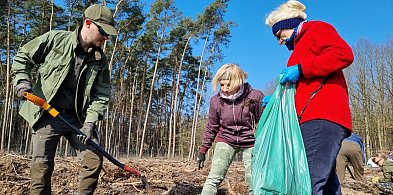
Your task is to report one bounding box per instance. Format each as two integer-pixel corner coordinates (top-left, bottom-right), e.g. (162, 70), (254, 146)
(73, 25), (103, 62)
(71, 26), (80, 49)
(218, 83), (252, 102)
(294, 20), (323, 45)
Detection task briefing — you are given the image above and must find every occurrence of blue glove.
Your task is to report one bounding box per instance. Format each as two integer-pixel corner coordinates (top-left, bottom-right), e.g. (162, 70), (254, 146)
(280, 65), (300, 84)
(262, 95), (271, 107)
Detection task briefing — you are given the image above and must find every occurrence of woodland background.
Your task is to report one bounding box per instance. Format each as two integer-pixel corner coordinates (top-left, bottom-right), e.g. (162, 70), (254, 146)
(0, 0), (392, 162)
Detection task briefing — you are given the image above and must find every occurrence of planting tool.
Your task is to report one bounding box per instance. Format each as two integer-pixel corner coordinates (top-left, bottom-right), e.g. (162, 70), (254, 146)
(23, 92), (149, 189)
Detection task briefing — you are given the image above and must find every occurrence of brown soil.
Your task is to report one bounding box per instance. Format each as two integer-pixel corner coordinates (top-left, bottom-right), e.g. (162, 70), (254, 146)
(0, 152), (382, 194)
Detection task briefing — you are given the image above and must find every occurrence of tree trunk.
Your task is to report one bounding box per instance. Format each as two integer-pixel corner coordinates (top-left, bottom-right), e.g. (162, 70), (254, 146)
(67, 0), (77, 31)
(192, 43), (216, 159)
(7, 88), (15, 152)
(24, 124), (30, 155)
(1, 2), (11, 152)
(136, 60), (148, 156)
(105, 108), (110, 149)
(127, 73), (137, 157)
(139, 39), (163, 158)
(171, 36), (192, 158)
(49, 0), (54, 31)
(188, 36), (208, 160)
(167, 60), (176, 157)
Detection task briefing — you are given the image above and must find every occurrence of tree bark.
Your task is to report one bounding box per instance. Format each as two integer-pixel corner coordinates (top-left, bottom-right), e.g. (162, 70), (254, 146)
(188, 35), (208, 160)
(171, 36), (192, 158)
(127, 73), (137, 157)
(1, 1), (11, 152)
(139, 35), (163, 158)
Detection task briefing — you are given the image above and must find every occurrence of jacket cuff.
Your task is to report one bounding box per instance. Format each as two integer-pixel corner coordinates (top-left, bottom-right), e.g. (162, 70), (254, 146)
(84, 112), (99, 124)
(13, 74), (31, 86)
(200, 146), (208, 154)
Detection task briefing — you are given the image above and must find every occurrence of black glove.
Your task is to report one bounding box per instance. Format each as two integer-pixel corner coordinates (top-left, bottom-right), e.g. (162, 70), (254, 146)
(77, 122), (95, 144)
(197, 153), (205, 170)
(15, 80), (32, 99)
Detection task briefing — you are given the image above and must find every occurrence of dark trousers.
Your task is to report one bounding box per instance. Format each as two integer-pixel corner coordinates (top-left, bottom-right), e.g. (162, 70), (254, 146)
(31, 112), (103, 195)
(300, 120), (348, 195)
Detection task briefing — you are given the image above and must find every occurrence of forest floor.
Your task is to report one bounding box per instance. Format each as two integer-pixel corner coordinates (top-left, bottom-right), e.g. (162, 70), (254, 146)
(0, 152), (384, 194)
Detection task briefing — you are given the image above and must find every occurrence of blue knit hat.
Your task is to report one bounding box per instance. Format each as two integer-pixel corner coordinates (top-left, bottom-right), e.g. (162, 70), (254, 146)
(272, 18), (305, 36)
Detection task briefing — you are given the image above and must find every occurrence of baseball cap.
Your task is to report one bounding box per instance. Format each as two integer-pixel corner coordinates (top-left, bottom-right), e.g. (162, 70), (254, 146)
(84, 4), (118, 35)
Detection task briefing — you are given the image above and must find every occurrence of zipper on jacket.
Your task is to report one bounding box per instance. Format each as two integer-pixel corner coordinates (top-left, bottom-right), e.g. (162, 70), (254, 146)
(232, 102), (240, 144)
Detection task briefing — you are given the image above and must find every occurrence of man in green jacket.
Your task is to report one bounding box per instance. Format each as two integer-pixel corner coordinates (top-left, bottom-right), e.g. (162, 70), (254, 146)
(371, 155), (393, 193)
(12, 4), (117, 195)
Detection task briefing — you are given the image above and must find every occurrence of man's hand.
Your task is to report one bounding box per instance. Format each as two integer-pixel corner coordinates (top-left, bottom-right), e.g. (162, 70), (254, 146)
(15, 80), (32, 99)
(280, 65), (300, 84)
(197, 153), (205, 170)
(77, 122), (95, 144)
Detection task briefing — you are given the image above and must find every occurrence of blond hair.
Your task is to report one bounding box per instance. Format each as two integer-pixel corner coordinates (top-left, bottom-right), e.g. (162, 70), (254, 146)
(211, 63), (247, 92)
(265, 0), (307, 27)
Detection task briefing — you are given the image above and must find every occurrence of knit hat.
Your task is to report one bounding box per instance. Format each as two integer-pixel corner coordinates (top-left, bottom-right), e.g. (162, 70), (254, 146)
(272, 18), (304, 36)
(84, 4), (118, 35)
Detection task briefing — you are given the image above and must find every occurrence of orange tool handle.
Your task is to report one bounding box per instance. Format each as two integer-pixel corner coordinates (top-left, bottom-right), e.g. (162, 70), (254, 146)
(23, 92), (59, 117)
(22, 92), (147, 188)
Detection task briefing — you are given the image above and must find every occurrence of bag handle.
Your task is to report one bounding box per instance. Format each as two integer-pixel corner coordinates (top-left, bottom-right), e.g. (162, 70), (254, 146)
(298, 74), (331, 120)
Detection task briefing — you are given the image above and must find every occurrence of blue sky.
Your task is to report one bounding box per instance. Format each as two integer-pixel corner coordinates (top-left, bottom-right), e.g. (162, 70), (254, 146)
(54, 0), (393, 95)
(173, 0), (393, 95)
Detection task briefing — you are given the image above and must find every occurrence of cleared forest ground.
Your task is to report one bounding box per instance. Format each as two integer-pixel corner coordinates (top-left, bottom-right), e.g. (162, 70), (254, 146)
(0, 152), (382, 194)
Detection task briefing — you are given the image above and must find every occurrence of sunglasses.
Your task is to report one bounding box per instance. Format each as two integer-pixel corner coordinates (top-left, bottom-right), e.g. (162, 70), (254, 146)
(91, 21), (109, 37)
(275, 30), (282, 40)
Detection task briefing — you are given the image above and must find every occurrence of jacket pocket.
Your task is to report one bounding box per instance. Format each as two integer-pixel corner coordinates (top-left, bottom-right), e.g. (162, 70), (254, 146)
(39, 63), (61, 80)
(38, 49), (67, 79)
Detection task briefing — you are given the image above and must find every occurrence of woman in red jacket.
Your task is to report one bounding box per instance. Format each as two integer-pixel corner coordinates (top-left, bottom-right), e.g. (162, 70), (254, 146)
(264, 1), (354, 194)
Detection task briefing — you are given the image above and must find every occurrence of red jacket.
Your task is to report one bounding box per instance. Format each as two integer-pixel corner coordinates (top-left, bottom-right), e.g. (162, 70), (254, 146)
(289, 21), (354, 131)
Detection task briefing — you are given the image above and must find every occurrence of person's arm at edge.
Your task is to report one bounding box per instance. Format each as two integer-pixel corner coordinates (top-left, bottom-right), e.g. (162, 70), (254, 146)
(199, 96), (220, 154)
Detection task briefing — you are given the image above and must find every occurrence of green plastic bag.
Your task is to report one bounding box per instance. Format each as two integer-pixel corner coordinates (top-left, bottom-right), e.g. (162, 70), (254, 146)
(251, 78), (311, 195)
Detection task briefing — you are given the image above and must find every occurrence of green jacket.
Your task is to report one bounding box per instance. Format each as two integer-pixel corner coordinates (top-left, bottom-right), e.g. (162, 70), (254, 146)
(381, 160), (393, 183)
(12, 27), (111, 127)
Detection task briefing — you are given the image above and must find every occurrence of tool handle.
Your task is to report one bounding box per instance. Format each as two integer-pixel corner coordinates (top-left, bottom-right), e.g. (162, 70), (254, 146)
(23, 92), (59, 117)
(57, 115), (141, 176)
(23, 92), (141, 176)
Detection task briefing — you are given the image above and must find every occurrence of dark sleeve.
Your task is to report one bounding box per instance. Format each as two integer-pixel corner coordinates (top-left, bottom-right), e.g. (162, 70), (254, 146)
(256, 91), (265, 121)
(200, 96), (220, 154)
(253, 90), (265, 127)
